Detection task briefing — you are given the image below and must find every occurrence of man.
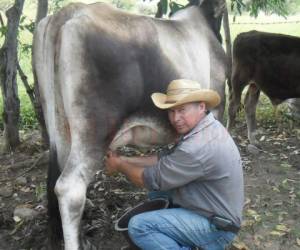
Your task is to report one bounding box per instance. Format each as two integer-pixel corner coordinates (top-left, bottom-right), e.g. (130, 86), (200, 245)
(105, 79), (244, 250)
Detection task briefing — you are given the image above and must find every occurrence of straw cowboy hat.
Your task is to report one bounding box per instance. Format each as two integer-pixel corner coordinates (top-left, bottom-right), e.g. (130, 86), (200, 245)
(151, 79), (221, 109)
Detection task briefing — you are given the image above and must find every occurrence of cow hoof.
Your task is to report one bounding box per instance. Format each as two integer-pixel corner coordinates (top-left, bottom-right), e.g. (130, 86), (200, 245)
(247, 144), (260, 155)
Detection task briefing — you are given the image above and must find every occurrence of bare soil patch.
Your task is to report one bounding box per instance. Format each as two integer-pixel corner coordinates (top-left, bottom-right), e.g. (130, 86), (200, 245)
(0, 118), (299, 250)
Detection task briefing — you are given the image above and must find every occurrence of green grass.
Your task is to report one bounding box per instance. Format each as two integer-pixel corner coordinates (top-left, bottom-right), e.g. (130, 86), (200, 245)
(229, 13), (300, 40)
(0, 3), (299, 130)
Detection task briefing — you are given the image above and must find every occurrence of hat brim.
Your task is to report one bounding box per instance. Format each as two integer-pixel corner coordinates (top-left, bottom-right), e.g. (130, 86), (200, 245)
(151, 90), (221, 109)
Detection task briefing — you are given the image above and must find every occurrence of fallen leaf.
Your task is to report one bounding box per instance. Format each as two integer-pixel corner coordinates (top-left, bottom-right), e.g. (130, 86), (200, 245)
(265, 211), (273, 217)
(242, 219), (255, 227)
(244, 197), (251, 206)
(272, 186), (280, 192)
(270, 230), (286, 237)
(9, 220), (24, 235)
(259, 136), (265, 141)
(245, 209), (257, 216)
(20, 187), (31, 193)
(13, 216), (21, 222)
(275, 224), (290, 232)
(231, 241), (250, 250)
(280, 163), (292, 168)
(245, 209), (261, 222)
(273, 201), (283, 206)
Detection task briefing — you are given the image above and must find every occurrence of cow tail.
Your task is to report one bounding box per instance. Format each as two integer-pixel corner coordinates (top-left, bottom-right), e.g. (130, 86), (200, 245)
(47, 146), (63, 247)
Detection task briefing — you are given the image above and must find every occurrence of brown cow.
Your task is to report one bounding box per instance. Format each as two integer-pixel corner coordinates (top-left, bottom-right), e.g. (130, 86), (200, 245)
(227, 30), (300, 145)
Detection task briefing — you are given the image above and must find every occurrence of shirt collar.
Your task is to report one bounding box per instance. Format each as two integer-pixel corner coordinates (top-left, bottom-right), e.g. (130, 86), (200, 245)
(182, 112), (216, 140)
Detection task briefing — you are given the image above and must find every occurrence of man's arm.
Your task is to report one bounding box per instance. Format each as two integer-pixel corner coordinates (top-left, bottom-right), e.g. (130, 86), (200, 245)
(104, 152), (158, 187)
(120, 155), (158, 167)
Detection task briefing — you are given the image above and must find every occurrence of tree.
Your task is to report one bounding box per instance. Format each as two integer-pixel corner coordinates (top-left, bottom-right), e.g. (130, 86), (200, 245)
(155, 0), (289, 18)
(230, 0), (288, 17)
(223, 4), (232, 89)
(36, 0), (48, 24)
(0, 0), (24, 151)
(32, 0), (49, 144)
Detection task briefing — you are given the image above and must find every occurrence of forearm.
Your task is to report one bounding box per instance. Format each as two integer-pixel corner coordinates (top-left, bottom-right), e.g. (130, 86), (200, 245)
(117, 161), (146, 188)
(120, 155), (158, 167)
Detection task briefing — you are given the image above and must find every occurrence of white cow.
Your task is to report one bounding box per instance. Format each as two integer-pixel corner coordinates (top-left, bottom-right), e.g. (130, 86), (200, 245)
(33, 1), (228, 249)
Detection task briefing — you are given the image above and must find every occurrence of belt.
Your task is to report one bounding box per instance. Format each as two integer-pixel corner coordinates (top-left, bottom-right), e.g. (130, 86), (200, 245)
(216, 223), (240, 234)
(170, 204), (240, 234)
(210, 215), (240, 234)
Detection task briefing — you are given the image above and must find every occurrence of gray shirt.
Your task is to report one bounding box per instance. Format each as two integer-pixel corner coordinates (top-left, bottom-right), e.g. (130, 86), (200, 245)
(143, 113), (244, 226)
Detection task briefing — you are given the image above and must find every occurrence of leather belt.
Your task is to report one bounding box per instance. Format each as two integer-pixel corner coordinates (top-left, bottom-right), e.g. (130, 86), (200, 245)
(170, 204), (240, 234)
(210, 215), (240, 234)
(215, 223), (240, 234)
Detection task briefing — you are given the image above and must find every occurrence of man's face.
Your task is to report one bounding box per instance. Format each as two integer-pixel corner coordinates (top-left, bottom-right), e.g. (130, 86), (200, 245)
(168, 102), (206, 135)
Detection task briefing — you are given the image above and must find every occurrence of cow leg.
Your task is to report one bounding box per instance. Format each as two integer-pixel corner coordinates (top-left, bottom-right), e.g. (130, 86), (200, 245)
(227, 82), (243, 131)
(47, 147), (63, 250)
(211, 79), (226, 122)
(214, 93), (225, 122)
(244, 84), (260, 145)
(51, 105), (115, 250)
(54, 137), (105, 250)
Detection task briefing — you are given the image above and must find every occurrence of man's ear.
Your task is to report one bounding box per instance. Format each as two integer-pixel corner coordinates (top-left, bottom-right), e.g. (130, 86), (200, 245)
(199, 101), (206, 111)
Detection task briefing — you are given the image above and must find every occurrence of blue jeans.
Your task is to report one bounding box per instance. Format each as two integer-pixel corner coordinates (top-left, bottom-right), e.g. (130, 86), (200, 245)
(127, 207), (236, 250)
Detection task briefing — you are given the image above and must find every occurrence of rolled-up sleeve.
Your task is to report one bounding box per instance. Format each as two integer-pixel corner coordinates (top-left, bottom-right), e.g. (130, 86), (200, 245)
(143, 148), (205, 191)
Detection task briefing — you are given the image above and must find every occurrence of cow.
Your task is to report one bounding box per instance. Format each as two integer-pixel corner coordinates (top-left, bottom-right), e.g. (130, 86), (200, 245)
(32, 1), (228, 249)
(227, 30), (300, 145)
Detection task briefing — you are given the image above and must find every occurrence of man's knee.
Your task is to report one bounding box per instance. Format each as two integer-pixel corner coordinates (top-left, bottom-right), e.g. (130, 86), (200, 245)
(128, 213), (148, 236)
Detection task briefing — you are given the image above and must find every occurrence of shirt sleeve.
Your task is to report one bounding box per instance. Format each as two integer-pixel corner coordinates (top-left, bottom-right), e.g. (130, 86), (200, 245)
(143, 148), (205, 191)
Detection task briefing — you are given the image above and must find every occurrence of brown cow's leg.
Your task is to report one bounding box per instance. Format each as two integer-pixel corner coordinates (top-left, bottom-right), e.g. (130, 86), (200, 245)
(210, 78), (226, 122)
(244, 84), (260, 145)
(227, 81), (243, 130)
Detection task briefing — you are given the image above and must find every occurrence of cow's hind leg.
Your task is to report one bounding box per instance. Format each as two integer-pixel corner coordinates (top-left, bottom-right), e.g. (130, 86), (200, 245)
(227, 78), (244, 130)
(54, 131), (107, 250)
(211, 78), (226, 122)
(244, 83), (260, 145)
(54, 16), (132, 249)
(47, 147), (63, 249)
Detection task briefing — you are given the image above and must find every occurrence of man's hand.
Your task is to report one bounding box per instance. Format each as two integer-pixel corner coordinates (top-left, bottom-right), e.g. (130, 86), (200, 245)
(104, 151), (121, 175)
(104, 150), (146, 187)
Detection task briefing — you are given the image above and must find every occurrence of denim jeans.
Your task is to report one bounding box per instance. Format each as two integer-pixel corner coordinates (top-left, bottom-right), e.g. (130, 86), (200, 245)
(127, 207), (236, 250)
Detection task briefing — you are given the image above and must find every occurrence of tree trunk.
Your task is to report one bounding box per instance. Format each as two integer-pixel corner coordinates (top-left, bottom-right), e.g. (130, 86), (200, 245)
(155, 1), (164, 18)
(36, 0), (48, 24)
(0, 0), (25, 151)
(222, 4), (232, 90)
(32, 0), (49, 145)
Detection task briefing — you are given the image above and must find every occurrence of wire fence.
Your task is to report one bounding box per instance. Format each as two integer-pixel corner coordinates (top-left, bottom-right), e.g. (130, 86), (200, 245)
(230, 20), (300, 25)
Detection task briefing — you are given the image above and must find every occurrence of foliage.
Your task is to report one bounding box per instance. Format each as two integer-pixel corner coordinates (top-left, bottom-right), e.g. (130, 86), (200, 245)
(0, 4), (36, 131)
(0, 0), (13, 12)
(286, 0), (300, 14)
(155, 0), (296, 18)
(49, 0), (69, 14)
(137, 1), (158, 15)
(35, 182), (46, 201)
(230, 0), (291, 17)
(1, 0), (300, 131)
(111, 0), (136, 10)
(18, 15), (34, 53)
(156, 0), (187, 16)
(20, 94), (38, 129)
(0, 24), (7, 38)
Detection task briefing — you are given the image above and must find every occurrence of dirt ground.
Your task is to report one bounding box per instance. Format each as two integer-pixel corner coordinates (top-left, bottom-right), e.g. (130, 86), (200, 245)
(0, 117), (299, 250)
